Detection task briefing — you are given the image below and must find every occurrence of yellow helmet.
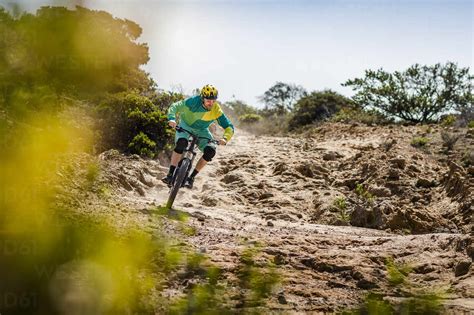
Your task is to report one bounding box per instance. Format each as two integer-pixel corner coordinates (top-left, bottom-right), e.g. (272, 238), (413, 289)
(200, 84), (218, 100)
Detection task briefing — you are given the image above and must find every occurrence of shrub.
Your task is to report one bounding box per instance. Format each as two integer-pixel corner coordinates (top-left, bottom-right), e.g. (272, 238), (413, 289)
(333, 197), (347, 210)
(410, 137), (429, 148)
(149, 90), (185, 112)
(95, 91), (172, 157)
(331, 107), (390, 125)
(225, 99), (257, 117)
(440, 131), (461, 151)
(468, 120), (474, 128)
(288, 90), (353, 130)
(333, 197), (350, 222)
(128, 132), (157, 158)
(440, 114), (456, 127)
(385, 257), (411, 286)
(355, 183), (375, 203)
(239, 113), (262, 124)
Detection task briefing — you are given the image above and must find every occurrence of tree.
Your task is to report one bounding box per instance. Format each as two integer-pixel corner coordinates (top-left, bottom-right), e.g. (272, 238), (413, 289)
(0, 5), (153, 111)
(343, 62), (473, 123)
(288, 90), (353, 130)
(258, 82), (307, 116)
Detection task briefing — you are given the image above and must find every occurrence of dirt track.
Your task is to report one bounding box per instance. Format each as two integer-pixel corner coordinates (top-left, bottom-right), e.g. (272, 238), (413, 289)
(100, 124), (473, 313)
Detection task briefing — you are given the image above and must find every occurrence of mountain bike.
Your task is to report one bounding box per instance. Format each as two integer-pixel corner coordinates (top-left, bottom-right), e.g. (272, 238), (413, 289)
(166, 126), (219, 209)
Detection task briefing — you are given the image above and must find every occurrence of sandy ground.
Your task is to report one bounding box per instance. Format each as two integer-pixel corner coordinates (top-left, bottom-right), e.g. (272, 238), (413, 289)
(99, 124), (473, 313)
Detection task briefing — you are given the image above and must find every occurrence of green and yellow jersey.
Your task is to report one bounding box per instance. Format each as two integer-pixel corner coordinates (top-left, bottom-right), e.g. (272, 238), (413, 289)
(168, 95), (235, 141)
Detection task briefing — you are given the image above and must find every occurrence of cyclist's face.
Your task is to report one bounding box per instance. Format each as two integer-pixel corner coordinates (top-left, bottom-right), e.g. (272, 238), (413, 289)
(203, 98), (215, 110)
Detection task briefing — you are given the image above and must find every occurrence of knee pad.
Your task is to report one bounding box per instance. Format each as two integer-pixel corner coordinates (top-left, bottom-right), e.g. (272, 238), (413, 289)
(174, 138), (188, 154)
(203, 146), (216, 162)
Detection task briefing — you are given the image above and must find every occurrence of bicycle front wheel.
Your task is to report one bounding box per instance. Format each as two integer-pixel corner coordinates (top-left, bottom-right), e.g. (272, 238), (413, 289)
(166, 159), (190, 209)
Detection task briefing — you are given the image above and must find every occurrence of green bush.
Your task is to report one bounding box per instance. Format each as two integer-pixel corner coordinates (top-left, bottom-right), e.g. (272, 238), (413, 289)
(331, 107), (390, 125)
(468, 120), (474, 128)
(239, 113), (262, 124)
(95, 91), (172, 157)
(440, 114), (456, 127)
(128, 132), (157, 157)
(288, 90), (353, 130)
(385, 257), (412, 286)
(0, 6), (153, 106)
(355, 183), (375, 203)
(411, 137), (429, 148)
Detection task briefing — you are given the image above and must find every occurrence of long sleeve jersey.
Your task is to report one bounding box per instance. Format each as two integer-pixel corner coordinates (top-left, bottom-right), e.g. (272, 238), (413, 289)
(167, 95), (235, 141)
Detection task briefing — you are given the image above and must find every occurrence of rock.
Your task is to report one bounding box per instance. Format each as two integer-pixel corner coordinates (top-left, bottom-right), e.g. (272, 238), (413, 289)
(221, 173), (242, 184)
(407, 164), (421, 173)
(350, 204), (388, 229)
(389, 157), (406, 169)
(295, 162), (315, 178)
(410, 194), (422, 202)
(387, 168), (400, 180)
(467, 245), (474, 260)
(413, 263), (436, 274)
(138, 171), (154, 187)
(368, 185), (392, 197)
(442, 162), (470, 201)
(191, 211), (207, 222)
(274, 254), (286, 265)
(258, 192), (274, 200)
(468, 166), (474, 176)
(201, 196), (218, 207)
(356, 278), (378, 289)
(117, 174), (133, 191)
(454, 261), (471, 277)
(267, 221), (274, 227)
(277, 292), (287, 304)
(136, 186), (146, 196)
(335, 177), (360, 189)
(323, 151), (343, 161)
(273, 162), (288, 175)
(416, 178), (437, 188)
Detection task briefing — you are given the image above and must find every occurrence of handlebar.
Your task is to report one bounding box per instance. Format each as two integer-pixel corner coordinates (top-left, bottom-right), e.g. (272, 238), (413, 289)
(175, 126), (220, 145)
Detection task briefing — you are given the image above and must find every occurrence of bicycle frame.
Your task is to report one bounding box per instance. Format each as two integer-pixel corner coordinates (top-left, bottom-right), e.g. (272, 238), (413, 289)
(166, 126), (218, 209)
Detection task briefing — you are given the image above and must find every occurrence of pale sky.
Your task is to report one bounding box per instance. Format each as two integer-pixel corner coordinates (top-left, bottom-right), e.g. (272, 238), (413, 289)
(3, 0), (473, 106)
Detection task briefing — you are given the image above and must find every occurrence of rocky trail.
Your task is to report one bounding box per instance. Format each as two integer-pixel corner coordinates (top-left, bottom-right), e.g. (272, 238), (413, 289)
(97, 123), (473, 313)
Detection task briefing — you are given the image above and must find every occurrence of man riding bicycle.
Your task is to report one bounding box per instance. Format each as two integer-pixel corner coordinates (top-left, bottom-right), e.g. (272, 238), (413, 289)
(162, 84), (234, 189)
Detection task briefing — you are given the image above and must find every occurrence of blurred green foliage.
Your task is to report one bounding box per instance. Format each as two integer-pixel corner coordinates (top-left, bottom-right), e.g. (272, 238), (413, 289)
(0, 5), (151, 106)
(0, 4), (279, 314)
(385, 257), (412, 286)
(239, 113), (262, 124)
(343, 257), (444, 315)
(0, 5), (177, 157)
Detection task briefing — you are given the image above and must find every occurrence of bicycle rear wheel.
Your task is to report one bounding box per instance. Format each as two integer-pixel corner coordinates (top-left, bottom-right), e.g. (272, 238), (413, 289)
(166, 159), (190, 209)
